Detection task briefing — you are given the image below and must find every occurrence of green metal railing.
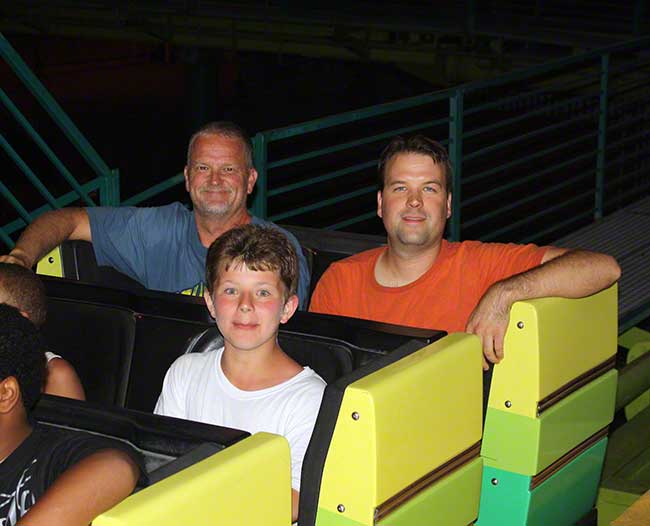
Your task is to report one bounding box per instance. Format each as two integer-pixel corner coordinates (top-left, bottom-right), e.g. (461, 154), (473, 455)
(2, 32), (650, 249)
(0, 32), (120, 248)
(249, 35), (650, 244)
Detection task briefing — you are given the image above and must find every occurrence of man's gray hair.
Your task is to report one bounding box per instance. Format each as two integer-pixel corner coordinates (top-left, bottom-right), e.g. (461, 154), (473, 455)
(186, 121), (254, 168)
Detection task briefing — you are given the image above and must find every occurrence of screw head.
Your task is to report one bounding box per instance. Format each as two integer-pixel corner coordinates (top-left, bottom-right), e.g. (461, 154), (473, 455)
(351, 412), (360, 420)
(505, 400), (512, 408)
(337, 504), (345, 513)
(517, 321), (524, 329)
(48, 256), (54, 264)
(491, 478), (499, 486)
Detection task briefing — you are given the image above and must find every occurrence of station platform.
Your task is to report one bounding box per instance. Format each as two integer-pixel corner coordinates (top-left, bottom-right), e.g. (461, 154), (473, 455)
(556, 195), (650, 332)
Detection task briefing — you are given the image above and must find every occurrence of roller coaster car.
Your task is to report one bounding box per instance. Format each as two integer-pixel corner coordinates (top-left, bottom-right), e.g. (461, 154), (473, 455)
(39, 269), (618, 525)
(33, 395), (293, 525)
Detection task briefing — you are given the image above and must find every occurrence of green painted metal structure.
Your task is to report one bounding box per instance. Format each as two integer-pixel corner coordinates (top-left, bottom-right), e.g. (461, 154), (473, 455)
(2, 32), (650, 248)
(478, 439), (609, 526)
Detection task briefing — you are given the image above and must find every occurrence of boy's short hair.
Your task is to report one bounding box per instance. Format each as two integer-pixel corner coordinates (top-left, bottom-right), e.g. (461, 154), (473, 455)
(205, 224), (298, 299)
(0, 263), (47, 327)
(0, 303), (46, 410)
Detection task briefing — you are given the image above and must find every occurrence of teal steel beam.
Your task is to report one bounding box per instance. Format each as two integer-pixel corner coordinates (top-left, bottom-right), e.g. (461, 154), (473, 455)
(1, 179), (103, 240)
(0, 133), (60, 211)
(481, 191), (592, 242)
(462, 151), (595, 208)
(0, 33), (112, 179)
(0, 179), (33, 225)
(326, 210), (378, 231)
(267, 118), (448, 170)
(265, 91), (448, 141)
(122, 173), (185, 207)
(464, 112), (594, 162)
(0, 88), (95, 207)
(463, 92), (594, 141)
(462, 169), (593, 229)
(268, 160), (375, 197)
(596, 54), (609, 219)
(464, 130), (598, 185)
(0, 228), (14, 249)
(251, 133), (268, 219)
(521, 210), (594, 245)
(449, 91), (464, 242)
(269, 185), (376, 222)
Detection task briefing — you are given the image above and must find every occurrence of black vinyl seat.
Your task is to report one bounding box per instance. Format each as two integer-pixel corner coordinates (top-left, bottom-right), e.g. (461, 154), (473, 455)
(183, 327), (355, 384)
(33, 394), (249, 486)
(125, 316), (212, 412)
(43, 298), (137, 407)
(56, 240), (146, 293)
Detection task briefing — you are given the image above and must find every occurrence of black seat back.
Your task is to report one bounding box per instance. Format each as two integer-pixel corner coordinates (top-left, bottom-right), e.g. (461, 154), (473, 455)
(33, 394), (249, 481)
(58, 240), (146, 293)
(43, 298), (136, 406)
(183, 327), (355, 385)
(125, 316), (212, 412)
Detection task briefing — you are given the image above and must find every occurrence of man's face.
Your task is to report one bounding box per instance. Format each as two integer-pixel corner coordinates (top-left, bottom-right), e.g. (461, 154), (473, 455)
(204, 263), (298, 353)
(184, 134), (258, 217)
(377, 152), (451, 251)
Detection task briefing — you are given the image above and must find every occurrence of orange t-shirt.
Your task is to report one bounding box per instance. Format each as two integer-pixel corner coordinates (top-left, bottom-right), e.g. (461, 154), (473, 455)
(309, 239), (547, 333)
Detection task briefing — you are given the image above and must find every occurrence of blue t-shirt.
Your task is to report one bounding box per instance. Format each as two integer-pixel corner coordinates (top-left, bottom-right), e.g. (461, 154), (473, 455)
(87, 203), (310, 308)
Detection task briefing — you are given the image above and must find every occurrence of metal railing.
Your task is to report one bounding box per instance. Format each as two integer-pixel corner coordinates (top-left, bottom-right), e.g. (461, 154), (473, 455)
(0, 32), (119, 248)
(249, 36), (650, 244)
(2, 32), (650, 249)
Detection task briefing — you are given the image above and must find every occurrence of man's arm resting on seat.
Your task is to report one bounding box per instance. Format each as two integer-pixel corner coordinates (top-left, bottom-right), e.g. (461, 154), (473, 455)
(466, 248), (621, 369)
(17, 448), (140, 526)
(0, 208), (91, 269)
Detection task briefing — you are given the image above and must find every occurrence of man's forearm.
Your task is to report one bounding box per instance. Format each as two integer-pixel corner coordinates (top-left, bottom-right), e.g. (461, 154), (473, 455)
(466, 248), (620, 368)
(1, 208), (90, 268)
(494, 249), (621, 308)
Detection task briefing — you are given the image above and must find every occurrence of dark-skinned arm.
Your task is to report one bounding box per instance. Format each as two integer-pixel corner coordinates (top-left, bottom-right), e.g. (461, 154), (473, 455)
(17, 449), (140, 526)
(466, 248), (621, 369)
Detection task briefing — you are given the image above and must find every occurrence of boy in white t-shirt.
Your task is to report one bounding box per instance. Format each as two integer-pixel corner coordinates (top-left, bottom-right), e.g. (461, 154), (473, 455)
(154, 224), (325, 521)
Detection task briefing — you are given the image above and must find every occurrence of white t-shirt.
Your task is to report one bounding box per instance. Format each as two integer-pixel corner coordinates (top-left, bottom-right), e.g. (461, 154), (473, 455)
(154, 348), (326, 490)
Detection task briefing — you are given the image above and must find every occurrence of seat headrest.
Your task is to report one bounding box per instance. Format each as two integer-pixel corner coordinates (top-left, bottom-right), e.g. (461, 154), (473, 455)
(184, 327), (224, 354)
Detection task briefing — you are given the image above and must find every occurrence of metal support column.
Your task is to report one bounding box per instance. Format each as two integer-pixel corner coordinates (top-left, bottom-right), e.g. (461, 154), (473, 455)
(251, 133), (268, 219)
(449, 90), (464, 241)
(596, 53), (610, 219)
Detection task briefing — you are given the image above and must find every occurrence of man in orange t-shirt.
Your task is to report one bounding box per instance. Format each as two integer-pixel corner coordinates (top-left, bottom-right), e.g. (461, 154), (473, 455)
(310, 135), (621, 369)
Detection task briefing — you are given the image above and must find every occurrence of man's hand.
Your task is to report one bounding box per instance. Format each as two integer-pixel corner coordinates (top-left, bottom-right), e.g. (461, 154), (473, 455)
(0, 248), (32, 268)
(465, 248), (621, 371)
(465, 282), (512, 371)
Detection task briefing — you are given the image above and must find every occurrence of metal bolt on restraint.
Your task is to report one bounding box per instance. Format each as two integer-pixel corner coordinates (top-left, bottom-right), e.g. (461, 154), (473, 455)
(491, 478), (499, 486)
(517, 321), (524, 329)
(337, 504), (345, 513)
(505, 400), (512, 408)
(351, 412), (360, 420)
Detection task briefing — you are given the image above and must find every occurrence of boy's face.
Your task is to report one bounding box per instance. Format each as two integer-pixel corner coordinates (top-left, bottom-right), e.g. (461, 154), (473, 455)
(204, 263), (298, 353)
